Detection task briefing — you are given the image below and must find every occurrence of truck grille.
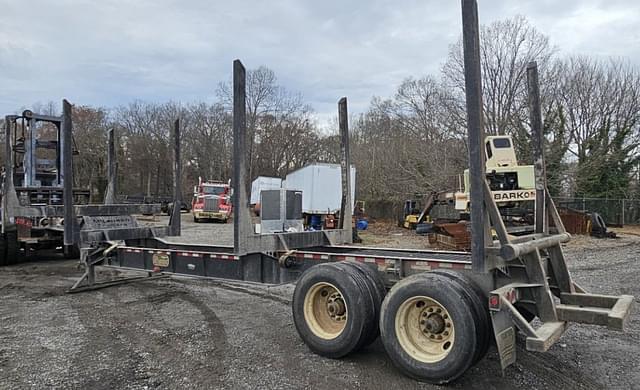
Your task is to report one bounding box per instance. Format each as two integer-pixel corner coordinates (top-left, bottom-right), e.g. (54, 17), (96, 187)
(204, 197), (219, 212)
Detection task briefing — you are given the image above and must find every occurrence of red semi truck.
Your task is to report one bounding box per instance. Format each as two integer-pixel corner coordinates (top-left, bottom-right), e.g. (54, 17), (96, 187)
(191, 179), (232, 223)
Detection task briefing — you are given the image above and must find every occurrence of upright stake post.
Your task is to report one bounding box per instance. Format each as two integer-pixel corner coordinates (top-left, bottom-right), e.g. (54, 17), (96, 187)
(3, 117), (13, 232)
(461, 0), (488, 273)
(527, 62), (547, 234)
(62, 99), (76, 255)
(24, 118), (36, 187)
(104, 128), (117, 204)
(338, 98), (353, 242)
(232, 59), (252, 254)
(170, 119), (182, 236)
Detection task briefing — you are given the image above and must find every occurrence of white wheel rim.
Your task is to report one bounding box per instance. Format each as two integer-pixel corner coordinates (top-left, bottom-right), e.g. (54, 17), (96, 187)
(395, 295), (455, 363)
(303, 282), (348, 340)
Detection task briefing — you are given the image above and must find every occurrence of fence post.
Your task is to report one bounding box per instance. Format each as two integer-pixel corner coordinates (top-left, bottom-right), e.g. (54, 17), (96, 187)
(622, 199), (625, 226)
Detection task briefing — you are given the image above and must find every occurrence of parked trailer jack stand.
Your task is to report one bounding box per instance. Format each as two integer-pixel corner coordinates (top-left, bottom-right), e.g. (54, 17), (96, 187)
(67, 110), (181, 292)
(69, 242), (169, 293)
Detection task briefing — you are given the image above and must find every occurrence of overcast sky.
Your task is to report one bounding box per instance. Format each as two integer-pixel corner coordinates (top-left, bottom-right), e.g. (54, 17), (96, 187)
(1, 0), (639, 127)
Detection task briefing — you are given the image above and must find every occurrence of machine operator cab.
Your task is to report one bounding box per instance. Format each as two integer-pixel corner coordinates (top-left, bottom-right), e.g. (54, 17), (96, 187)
(485, 136), (518, 168)
(456, 135), (535, 211)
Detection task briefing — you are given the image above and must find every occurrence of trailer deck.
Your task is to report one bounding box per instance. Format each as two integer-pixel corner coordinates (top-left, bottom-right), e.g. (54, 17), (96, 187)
(99, 239), (471, 286)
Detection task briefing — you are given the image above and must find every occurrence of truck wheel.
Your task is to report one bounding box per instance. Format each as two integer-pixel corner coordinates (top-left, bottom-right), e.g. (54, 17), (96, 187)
(292, 262), (374, 358)
(5, 231), (19, 264)
(193, 216), (200, 223)
(379, 273), (478, 384)
(335, 261), (386, 349)
(430, 270), (490, 364)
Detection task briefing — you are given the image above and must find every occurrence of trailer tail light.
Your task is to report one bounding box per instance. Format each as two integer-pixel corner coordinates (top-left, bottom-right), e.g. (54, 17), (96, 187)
(489, 295), (500, 310)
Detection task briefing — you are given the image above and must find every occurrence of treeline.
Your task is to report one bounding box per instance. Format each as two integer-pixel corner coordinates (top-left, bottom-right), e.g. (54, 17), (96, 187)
(355, 16), (640, 201)
(3, 16), (640, 203)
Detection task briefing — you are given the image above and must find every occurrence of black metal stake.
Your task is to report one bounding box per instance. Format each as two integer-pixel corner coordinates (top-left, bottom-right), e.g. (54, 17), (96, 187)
(338, 98), (353, 241)
(2, 116), (13, 232)
(527, 61), (547, 234)
(105, 128), (116, 204)
(62, 99), (76, 255)
(461, 0), (487, 273)
(233, 59), (251, 254)
(170, 118), (182, 236)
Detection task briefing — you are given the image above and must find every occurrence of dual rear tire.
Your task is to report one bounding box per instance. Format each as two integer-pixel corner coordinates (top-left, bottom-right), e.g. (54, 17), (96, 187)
(292, 261), (386, 358)
(292, 265), (490, 384)
(379, 272), (489, 384)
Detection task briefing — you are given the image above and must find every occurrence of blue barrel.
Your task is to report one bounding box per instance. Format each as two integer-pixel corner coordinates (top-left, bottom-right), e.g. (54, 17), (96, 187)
(356, 219), (368, 230)
(310, 214), (323, 230)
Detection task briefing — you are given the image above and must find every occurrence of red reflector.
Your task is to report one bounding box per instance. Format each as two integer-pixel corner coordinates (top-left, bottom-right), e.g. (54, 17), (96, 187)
(489, 295), (499, 308)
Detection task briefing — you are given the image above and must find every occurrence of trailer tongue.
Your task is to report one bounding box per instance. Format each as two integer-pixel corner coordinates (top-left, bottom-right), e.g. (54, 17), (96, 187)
(65, 0), (633, 384)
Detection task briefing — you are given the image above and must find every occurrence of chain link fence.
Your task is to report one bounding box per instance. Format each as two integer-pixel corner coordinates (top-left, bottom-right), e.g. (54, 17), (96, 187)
(364, 196), (640, 226)
(555, 197), (640, 226)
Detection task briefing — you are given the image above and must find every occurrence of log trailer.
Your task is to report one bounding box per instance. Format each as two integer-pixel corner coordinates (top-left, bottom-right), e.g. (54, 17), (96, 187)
(67, 0), (632, 384)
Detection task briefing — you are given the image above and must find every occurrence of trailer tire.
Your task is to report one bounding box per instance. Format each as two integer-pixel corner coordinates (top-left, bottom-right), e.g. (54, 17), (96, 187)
(193, 216), (200, 223)
(292, 262), (374, 358)
(379, 273), (478, 384)
(337, 261), (387, 347)
(430, 270), (490, 364)
(331, 262), (378, 351)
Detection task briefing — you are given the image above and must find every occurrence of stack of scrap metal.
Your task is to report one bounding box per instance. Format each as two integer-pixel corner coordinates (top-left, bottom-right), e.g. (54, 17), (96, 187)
(557, 208), (590, 235)
(427, 222), (471, 251)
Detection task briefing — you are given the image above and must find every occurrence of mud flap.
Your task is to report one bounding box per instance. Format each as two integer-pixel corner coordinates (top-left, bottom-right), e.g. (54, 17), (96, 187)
(491, 310), (516, 372)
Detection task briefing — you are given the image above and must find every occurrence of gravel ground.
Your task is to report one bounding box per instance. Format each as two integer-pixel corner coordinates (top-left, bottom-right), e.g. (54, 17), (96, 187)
(0, 217), (638, 389)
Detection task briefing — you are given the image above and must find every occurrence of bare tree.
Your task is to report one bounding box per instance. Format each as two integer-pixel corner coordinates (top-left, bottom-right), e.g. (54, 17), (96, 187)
(72, 105), (109, 200)
(551, 57), (640, 197)
(217, 65), (322, 180)
(443, 15), (556, 136)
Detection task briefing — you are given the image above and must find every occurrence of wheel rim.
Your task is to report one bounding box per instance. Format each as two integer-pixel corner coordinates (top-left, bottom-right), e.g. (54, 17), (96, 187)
(303, 282), (348, 340)
(395, 296), (455, 363)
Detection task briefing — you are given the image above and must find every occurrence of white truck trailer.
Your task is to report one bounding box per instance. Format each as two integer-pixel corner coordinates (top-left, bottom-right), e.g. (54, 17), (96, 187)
(250, 176), (283, 205)
(284, 163), (356, 215)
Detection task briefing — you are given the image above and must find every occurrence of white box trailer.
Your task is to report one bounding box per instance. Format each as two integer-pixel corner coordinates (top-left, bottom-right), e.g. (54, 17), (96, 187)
(250, 176), (282, 205)
(284, 163), (355, 215)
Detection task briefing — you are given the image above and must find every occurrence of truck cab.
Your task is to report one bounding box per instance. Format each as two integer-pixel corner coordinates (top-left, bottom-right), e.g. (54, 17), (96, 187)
(191, 179), (232, 222)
